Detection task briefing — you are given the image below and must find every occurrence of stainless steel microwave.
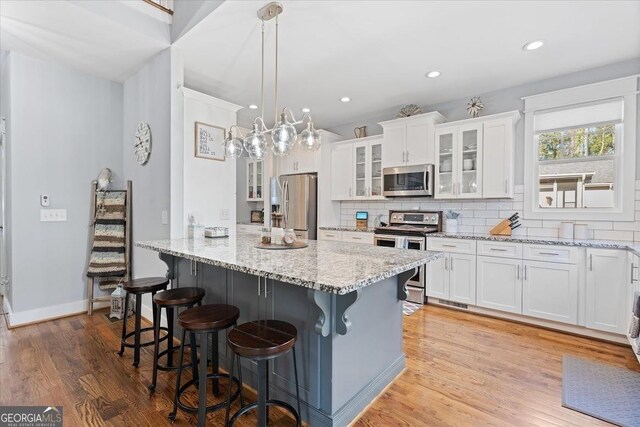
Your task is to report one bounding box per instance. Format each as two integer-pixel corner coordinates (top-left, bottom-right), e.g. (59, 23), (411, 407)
(383, 164), (434, 197)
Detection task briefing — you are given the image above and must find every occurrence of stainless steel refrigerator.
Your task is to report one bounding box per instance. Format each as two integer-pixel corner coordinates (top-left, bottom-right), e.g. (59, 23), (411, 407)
(280, 174), (317, 240)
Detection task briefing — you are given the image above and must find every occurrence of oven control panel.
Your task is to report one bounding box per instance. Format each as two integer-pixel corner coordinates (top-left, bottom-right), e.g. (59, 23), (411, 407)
(389, 211), (441, 226)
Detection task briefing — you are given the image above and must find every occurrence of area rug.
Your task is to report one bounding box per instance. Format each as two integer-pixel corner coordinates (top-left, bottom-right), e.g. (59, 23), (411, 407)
(562, 355), (640, 427)
(402, 301), (422, 316)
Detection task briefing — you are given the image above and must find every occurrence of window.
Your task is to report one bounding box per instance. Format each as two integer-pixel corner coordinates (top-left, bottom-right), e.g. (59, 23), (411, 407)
(523, 76), (638, 221)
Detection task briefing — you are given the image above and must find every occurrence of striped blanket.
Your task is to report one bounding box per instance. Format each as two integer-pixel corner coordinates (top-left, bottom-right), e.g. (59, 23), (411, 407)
(87, 191), (127, 290)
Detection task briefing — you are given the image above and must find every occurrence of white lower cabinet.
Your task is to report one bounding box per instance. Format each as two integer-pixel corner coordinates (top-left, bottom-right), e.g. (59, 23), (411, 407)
(318, 230), (373, 245)
(425, 253), (476, 304)
(522, 260), (578, 324)
(476, 256), (522, 314)
(585, 248), (629, 334)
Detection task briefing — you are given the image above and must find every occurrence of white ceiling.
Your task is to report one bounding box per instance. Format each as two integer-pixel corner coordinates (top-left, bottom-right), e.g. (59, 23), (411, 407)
(176, 0), (640, 130)
(0, 0), (171, 82)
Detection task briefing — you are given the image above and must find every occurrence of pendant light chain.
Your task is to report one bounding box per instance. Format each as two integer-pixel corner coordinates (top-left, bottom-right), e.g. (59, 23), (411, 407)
(274, 13), (279, 125)
(260, 19), (265, 123)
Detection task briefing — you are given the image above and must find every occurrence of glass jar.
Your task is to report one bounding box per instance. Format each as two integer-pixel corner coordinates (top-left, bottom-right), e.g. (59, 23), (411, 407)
(261, 227), (271, 245)
(283, 228), (296, 246)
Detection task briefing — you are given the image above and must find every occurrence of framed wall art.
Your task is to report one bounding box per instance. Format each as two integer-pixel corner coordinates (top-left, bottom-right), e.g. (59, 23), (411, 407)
(195, 121), (226, 161)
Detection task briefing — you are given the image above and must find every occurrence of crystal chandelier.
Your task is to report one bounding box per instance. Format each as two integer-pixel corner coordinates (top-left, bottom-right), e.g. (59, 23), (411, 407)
(224, 2), (320, 160)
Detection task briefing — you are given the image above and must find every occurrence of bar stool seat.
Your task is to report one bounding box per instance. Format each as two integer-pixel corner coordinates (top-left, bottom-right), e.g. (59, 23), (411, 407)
(118, 277), (169, 367)
(225, 320), (301, 427)
(148, 287), (206, 392)
(169, 304), (243, 427)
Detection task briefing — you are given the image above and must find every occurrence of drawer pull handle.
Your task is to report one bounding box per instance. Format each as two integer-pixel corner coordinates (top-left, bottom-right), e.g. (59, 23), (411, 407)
(442, 244), (456, 248)
(490, 248), (508, 252)
(352, 237), (362, 240)
(632, 264), (638, 283)
(539, 252), (560, 256)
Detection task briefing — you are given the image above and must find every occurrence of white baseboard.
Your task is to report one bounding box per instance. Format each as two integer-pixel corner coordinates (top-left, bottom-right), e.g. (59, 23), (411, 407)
(141, 302), (167, 328)
(7, 299), (109, 328)
(3, 296), (12, 316)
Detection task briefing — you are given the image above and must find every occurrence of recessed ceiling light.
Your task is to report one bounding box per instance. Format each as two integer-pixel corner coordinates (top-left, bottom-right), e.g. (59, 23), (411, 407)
(301, 107), (311, 113)
(340, 97), (351, 103)
(248, 104), (258, 109)
(426, 71), (440, 78)
(522, 40), (544, 51)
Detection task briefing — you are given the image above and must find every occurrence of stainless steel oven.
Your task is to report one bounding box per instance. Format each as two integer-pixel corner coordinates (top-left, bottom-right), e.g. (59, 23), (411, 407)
(383, 164), (434, 197)
(373, 234), (426, 303)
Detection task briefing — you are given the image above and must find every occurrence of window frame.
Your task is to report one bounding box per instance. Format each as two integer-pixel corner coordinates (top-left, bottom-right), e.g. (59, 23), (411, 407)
(523, 76), (638, 221)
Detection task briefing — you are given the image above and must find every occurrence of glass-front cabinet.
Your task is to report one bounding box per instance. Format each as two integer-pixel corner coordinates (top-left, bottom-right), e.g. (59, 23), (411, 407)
(435, 124), (483, 199)
(246, 159), (263, 201)
(353, 137), (384, 200)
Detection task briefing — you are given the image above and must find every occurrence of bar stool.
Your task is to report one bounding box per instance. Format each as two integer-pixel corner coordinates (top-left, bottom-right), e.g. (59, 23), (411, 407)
(169, 304), (244, 427)
(148, 287), (206, 393)
(118, 277), (169, 367)
(225, 320), (302, 427)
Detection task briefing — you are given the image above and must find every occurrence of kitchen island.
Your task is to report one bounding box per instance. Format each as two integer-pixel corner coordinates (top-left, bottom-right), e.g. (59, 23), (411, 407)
(136, 234), (442, 427)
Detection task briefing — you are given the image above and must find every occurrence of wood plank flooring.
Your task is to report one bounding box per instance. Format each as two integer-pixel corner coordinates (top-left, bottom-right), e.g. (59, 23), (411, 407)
(1, 302), (638, 426)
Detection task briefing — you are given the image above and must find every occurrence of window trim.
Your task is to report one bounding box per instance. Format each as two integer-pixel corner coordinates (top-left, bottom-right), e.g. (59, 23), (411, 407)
(523, 76), (638, 221)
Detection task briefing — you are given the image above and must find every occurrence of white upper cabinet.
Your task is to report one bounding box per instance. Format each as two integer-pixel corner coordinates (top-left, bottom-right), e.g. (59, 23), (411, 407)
(434, 111), (520, 199)
(278, 143), (319, 175)
(330, 143), (353, 200)
(246, 159), (264, 201)
(379, 112), (446, 168)
(435, 123), (483, 199)
(331, 135), (384, 201)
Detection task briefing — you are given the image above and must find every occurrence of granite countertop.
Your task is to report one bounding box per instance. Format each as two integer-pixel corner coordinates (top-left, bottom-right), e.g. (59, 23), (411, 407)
(136, 234), (443, 295)
(428, 232), (640, 254)
(319, 226), (376, 233)
(237, 221), (262, 226)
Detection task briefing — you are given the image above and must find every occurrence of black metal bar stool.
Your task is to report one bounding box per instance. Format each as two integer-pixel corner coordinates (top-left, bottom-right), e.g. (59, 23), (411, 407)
(169, 304), (244, 427)
(118, 277), (169, 367)
(148, 287), (206, 393)
(225, 320), (302, 427)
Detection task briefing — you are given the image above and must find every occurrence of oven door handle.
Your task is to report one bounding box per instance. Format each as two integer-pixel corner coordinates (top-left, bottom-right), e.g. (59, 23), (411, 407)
(424, 167), (428, 192)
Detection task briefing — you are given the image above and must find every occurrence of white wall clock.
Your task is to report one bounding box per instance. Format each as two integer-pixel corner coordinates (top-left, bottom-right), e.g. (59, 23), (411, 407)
(134, 122), (152, 165)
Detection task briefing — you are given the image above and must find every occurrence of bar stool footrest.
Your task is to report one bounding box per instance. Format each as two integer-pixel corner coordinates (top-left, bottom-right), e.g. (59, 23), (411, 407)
(155, 345), (198, 372)
(122, 326), (168, 348)
(176, 373), (241, 414)
(228, 399), (301, 427)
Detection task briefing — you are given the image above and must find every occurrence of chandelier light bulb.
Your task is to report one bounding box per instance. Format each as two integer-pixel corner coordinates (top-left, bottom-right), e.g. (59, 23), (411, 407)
(271, 112), (298, 157)
(243, 123), (267, 160)
(299, 121), (321, 152)
(224, 130), (244, 159)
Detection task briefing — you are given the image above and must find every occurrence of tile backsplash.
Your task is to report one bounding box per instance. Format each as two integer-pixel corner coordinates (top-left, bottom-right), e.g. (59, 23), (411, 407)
(339, 181), (640, 242)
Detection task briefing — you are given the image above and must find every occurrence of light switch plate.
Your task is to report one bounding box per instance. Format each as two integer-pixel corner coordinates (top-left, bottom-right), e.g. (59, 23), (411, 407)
(40, 209), (67, 222)
(161, 210), (168, 225)
(220, 209), (230, 220)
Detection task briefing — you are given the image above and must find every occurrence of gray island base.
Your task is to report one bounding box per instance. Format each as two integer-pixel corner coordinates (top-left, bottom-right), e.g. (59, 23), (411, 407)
(136, 235), (443, 427)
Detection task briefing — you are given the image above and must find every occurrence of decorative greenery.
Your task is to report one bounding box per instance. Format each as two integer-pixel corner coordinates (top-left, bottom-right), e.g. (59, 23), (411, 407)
(538, 124), (615, 161)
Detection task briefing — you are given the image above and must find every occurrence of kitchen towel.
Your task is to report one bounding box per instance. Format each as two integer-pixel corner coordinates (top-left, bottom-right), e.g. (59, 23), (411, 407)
(395, 236), (408, 249)
(87, 191), (127, 290)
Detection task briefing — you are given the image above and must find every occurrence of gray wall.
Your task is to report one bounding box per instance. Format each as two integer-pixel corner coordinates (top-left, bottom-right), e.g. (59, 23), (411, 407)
(328, 58), (640, 183)
(5, 52), (124, 313)
(122, 48), (172, 280)
(0, 50), (12, 308)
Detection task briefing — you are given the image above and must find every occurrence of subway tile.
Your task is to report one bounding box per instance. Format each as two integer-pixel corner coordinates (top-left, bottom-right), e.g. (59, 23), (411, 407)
(471, 202), (487, 210)
(511, 202), (524, 212)
(485, 218), (505, 227)
(636, 190), (640, 201)
(635, 231), (640, 242)
(473, 226), (491, 234)
(635, 200), (640, 210)
(441, 203), (462, 210)
(593, 229), (633, 241)
(513, 193), (524, 202)
(514, 185), (524, 193)
(474, 210), (499, 218)
(613, 221), (640, 231)
(636, 211), (640, 221)
(519, 219), (543, 228)
(460, 217), (486, 226)
(511, 227), (528, 237)
(527, 228), (559, 238)
(486, 202), (512, 210)
(457, 225), (474, 233)
(421, 202), (441, 210)
(461, 202), (477, 210)
(402, 202), (422, 210)
(499, 210), (518, 219)
(542, 220), (573, 229)
(576, 221), (613, 230)
(636, 180), (640, 190)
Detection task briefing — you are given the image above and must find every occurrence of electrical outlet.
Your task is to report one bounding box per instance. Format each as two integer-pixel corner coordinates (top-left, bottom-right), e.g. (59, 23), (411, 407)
(40, 209), (67, 222)
(40, 195), (50, 207)
(161, 210), (168, 225)
(220, 209), (230, 220)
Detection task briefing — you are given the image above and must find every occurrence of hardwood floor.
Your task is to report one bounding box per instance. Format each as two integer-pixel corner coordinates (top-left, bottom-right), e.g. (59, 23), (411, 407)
(1, 304), (637, 426)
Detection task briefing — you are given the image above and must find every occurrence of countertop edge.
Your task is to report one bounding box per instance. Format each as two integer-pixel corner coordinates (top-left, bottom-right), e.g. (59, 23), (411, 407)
(135, 241), (444, 295)
(319, 226), (376, 233)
